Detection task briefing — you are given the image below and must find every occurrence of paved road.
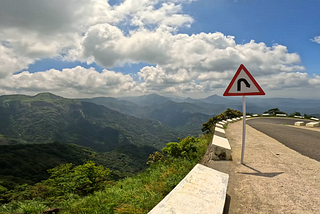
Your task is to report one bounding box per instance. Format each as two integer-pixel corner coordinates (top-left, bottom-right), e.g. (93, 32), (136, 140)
(247, 117), (320, 161)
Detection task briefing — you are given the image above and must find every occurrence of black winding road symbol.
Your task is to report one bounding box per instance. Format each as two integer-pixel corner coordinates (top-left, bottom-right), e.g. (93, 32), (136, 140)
(237, 78), (250, 91)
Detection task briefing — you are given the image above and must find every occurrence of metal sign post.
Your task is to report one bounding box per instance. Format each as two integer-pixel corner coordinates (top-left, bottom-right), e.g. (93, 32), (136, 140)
(241, 96), (246, 164)
(223, 64), (265, 164)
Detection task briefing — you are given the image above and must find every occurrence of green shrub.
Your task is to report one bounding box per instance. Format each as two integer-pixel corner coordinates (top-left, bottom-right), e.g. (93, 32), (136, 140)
(0, 135), (211, 214)
(162, 136), (202, 160)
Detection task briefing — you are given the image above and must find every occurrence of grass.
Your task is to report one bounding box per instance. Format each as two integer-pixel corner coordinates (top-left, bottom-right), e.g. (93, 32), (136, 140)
(0, 136), (211, 214)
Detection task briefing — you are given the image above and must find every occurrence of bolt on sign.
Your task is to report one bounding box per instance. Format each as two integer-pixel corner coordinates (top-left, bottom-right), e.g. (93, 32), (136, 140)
(223, 64), (265, 164)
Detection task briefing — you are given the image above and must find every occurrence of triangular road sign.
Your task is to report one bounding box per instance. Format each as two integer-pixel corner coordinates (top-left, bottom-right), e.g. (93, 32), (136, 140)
(223, 64), (265, 96)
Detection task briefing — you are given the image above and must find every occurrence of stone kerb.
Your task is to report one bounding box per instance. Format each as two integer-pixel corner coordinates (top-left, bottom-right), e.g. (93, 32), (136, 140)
(276, 114), (287, 117)
(218, 121), (226, 125)
(306, 122), (320, 127)
(148, 164), (229, 214)
(215, 127), (225, 134)
(227, 119), (233, 123)
(294, 121), (305, 126)
(212, 125), (232, 161)
(216, 123), (224, 128)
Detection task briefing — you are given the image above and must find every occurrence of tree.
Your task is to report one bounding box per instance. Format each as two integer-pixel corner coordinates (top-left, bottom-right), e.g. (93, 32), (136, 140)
(45, 161), (111, 196)
(264, 108), (286, 115)
(289, 111), (301, 117)
(201, 108), (242, 134)
(162, 136), (200, 160)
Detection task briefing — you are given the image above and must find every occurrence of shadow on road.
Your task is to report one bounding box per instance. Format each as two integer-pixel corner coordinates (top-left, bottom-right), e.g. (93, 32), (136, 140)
(237, 164), (284, 178)
(223, 194), (231, 214)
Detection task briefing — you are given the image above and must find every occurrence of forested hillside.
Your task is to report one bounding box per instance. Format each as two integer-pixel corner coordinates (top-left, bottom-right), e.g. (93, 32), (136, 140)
(0, 135), (211, 214)
(0, 142), (157, 192)
(0, 93), (179, 151)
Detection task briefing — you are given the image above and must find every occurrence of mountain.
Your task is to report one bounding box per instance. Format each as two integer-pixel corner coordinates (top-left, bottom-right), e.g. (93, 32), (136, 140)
(0, 93), (179, 152)
(119, 93), (171, 106)
(0, 142), (157, 191)
(80, 97), (148, 118)
(245, 97), (320, 114)
(148, 101), (212, 135)
(199, 94), (235, 104)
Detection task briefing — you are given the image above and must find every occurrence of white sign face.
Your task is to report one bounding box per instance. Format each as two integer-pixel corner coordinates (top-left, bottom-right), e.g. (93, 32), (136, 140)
(228, 69), (260, 93)
(223, 64), (265, 96)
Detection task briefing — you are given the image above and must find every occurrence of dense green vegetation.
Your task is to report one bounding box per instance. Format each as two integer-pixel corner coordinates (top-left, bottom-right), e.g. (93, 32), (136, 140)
(0, 142), (158, 193)
(0, 93), (180, 152)
(0, 135), (211, 214)
(201, 108), (242, 134)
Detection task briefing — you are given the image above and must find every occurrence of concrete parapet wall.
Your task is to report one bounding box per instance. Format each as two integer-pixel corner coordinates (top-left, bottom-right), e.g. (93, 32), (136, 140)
(215, 127), (226, 134)
(294, 121), (305, 126)
(216, 123), (224, 128)
(149, 121), (234, 214)
(212, 124), (232, 160)
(306, 122), (320, 127)
(148, 164), (229, 214)
(276, 114), (287, 117)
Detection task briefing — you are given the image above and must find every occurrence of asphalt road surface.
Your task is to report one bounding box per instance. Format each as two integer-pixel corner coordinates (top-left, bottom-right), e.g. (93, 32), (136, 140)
(247, 117), (320, 161)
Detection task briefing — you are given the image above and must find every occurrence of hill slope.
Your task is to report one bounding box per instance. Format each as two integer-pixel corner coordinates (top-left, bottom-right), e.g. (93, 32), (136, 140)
(0, 142), (156, 191)
(0, 93), (179, 152)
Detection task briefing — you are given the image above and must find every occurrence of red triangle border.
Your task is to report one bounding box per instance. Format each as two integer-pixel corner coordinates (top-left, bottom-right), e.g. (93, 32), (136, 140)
(223, 64), (265, 96)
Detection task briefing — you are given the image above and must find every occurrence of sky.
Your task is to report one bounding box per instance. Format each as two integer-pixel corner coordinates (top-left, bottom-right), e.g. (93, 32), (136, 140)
(0, 0), (320, 99)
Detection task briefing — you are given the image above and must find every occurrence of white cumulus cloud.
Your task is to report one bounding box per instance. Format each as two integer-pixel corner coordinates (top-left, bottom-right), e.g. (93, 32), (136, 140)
(0, 0), (319, 98)
(311, 36), (320, 44)
(0, 67), (139, 98)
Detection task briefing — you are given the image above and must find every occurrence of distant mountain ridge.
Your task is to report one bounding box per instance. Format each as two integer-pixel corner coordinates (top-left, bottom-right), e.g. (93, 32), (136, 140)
(0, 93), (179, 152)
(83, 93), (320, 135)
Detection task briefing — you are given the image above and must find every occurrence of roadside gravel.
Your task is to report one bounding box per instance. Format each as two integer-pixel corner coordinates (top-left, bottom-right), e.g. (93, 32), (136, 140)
(210, 121), (320, 214)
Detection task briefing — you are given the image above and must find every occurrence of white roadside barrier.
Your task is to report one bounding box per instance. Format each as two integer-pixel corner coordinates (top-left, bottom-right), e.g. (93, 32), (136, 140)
(262, 113), (270, 116)
(246, 115), (251, 118)
(294, 115), (304, 118)
(149, 120), (235, 214)
(276, 114), (287, 117)
(216, 123), (224, 128)
(227, 119), (233, 123)
(252, 114), (259, 117)
(212, 126), (232, 160)
(215, 127), (225, 134)
(294, 121), (305, 126)
(311, 117), (320, 121)
(148, 164), (229, 214)
(306, 122), (320, 127)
